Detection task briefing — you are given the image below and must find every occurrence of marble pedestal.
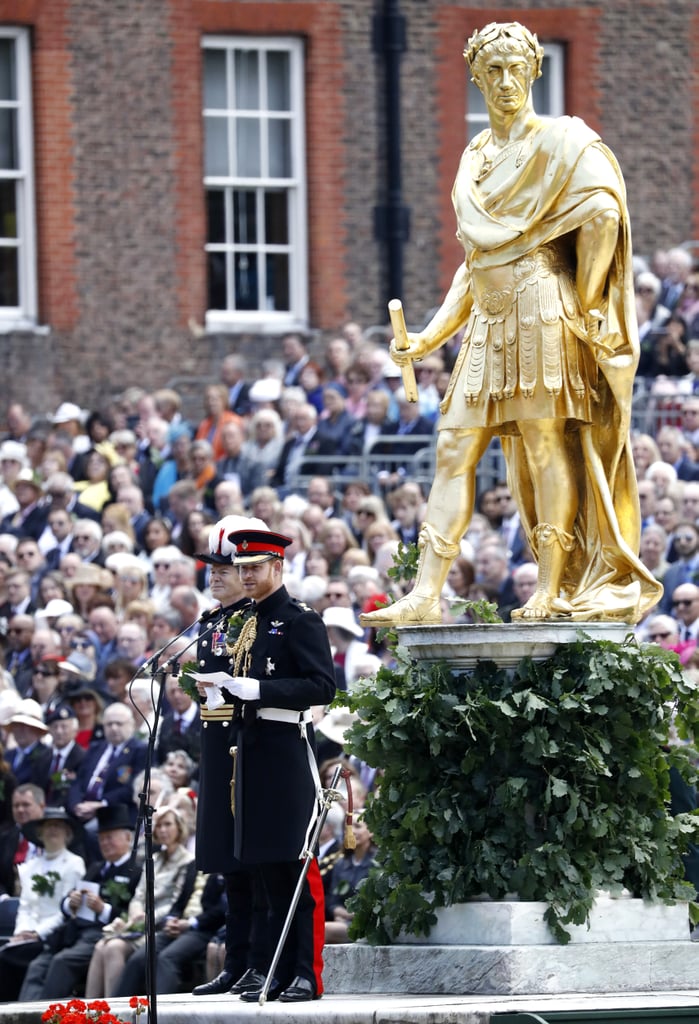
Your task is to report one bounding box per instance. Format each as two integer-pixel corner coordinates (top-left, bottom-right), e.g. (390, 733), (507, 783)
(325, 899), (698, 995)
(327, 623), (698, 997)
(323, 938), (699, 995)
(397, 621), (630, 669)
(396, 897), (689, 946)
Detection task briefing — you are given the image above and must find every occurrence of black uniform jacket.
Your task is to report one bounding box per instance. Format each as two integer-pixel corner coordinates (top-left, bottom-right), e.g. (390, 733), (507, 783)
(195, 599), (250, 874)
(230, 586), (335, 865)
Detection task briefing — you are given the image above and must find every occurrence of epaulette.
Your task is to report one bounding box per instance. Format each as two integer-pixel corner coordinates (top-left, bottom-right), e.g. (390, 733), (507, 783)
(290, 598), (313, 613)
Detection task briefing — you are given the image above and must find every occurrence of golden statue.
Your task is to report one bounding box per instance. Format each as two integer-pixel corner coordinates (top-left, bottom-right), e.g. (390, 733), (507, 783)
(361, 21), (662, 627)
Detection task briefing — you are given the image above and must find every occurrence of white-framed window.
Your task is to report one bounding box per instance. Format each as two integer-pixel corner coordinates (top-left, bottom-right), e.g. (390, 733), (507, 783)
(466, 43), (565, 142)
(0, 28), (36, 329)
(202, 35), (308, 332)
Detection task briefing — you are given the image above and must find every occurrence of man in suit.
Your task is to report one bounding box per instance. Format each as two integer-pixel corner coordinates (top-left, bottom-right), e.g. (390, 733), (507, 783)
(194, 525), (336, 1002)
(45, 704), (86, 808)
(6, 699), (53, 789)
(41, 471), (102, 523)
(659, 522), (699, 613)
(67, 702), (147, 832)
(0, 572), (36, 621)
(271, 404), (335, 493)
(41, 507), (76, 570)
(19, 803), (139, 1001)
(156, 672), (201, 765)
(346, 389), (398, 457)
(0, 468), (48, 540)
(0, 784), (46, 898)
(69, 519), (106, 566)
(221, 353), (253, 416)
(281, 332), (317, 388)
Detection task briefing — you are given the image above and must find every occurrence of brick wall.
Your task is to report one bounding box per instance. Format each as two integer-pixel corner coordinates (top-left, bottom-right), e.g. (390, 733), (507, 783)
(0, 0), (695, 416)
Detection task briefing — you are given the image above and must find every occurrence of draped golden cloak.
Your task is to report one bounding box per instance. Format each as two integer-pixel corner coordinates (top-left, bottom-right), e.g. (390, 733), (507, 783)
(442, 115), (662, 622)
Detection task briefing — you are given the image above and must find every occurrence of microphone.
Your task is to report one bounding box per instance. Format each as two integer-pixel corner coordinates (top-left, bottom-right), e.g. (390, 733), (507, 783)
(138, 611), (217, 674)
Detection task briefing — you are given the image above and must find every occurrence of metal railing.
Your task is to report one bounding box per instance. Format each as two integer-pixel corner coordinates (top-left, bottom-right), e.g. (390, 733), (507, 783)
(287, 434), (507, 498)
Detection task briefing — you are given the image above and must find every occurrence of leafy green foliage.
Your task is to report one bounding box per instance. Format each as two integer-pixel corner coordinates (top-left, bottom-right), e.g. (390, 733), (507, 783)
(387, 540), (502, 624)
(346, 636), (699, 944)
(177, 661), (199, 701)
(31, 870), (61, 897)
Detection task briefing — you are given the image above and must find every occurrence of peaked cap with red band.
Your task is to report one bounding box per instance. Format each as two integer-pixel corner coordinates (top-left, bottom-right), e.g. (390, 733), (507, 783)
(197, 515), (268, 565)
(228, 528), (293, 565)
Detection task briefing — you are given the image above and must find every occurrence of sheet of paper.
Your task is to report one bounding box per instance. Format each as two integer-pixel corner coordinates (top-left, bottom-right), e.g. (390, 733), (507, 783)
(75, 880), (100, 921)
(189, 671), (233, 686)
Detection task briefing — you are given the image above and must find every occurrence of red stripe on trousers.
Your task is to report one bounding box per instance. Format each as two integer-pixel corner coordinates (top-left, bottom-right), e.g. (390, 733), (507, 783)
(306, 858), (325, 995)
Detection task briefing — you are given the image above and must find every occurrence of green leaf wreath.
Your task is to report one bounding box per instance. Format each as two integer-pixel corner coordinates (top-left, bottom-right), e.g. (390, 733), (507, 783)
(345, 635), (699, 944)
(178, 611), (248, 701)
(31, 870), (61, 898)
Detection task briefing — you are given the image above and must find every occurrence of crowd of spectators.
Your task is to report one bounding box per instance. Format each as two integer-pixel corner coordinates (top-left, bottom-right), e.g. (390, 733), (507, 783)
(0, 246), (698, 998)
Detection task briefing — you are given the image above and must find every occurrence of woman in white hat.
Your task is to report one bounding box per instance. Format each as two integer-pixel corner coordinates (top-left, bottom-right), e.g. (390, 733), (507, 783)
(0, 806), (85, 1000)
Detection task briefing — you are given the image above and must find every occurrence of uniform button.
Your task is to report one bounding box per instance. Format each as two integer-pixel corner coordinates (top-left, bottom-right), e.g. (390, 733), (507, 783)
(202, 640), (208, 647)
(199, 659), (206, 666)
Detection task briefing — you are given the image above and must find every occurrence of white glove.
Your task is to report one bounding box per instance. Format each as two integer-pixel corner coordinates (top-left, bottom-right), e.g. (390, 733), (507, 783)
(203, 685), (225, 710)
(226, 676), (261, 701)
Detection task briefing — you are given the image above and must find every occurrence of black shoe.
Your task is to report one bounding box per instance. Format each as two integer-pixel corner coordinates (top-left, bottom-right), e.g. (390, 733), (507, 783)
(279, 976), (319, 1002)
(192, 970), (236, 996)
(239, 977), (281, 1003)
(229, 968), (267, 995)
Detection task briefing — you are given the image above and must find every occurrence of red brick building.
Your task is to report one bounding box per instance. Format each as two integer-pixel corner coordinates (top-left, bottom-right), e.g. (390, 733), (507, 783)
(0, 0), (696, 415)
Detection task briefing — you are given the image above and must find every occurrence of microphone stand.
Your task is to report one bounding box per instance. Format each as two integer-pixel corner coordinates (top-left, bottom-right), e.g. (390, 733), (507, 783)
(127, 616), (218, 1024)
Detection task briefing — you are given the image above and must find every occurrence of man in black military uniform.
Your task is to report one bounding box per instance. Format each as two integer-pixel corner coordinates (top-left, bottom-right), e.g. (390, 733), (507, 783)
(202, 525), (336, 1002)
(189, 515), (270, 998)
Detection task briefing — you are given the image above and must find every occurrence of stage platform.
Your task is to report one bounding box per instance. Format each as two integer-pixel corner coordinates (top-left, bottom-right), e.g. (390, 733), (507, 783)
(4, 989), (699, 1024)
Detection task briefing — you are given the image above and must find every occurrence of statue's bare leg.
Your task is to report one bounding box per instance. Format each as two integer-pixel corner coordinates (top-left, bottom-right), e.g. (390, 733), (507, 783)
(513, 419), (577, 619)
(360, 428), (493, 626)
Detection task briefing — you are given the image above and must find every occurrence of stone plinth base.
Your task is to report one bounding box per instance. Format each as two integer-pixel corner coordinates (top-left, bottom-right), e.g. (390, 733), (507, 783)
(395, 898), (689, 946)
(397, 622), (630, 668)
(323, 940), (699, 995)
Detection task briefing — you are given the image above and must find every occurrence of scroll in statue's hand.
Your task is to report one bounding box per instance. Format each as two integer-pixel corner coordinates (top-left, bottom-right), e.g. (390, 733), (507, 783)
(389, 332), (428, 365)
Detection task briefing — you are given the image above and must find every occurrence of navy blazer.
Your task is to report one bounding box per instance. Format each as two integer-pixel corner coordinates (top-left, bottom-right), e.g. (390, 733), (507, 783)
(67, 737), (147, 822)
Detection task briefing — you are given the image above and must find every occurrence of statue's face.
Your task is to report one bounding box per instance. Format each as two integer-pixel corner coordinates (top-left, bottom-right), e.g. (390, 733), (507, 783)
(473, 48), (535, 117)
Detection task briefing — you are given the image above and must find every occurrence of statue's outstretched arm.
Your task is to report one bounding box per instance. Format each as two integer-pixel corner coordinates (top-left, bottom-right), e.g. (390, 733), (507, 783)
(390, 262), (473, 365)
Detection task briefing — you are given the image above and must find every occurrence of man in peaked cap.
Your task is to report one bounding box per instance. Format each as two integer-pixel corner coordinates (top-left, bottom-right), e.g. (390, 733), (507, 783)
(192, 523), (335, 1002)
(45, 703), (85, 808)
(190, 515), (271, 997)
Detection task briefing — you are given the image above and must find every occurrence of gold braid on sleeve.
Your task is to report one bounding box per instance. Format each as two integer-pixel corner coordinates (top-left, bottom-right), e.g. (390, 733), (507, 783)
(227, 614), (258, 676)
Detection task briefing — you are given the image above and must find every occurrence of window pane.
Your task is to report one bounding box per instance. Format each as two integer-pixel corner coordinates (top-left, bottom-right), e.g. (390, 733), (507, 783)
(206, 188), (225, 244)
(0, 245), (18, 305)
(204, 116), (229, 176)
(235, 252), (258, 310)
(236, 118), (260, 177)
(467, 81), (487, 116)
(532, 71), (552, 112)
(235, 50), (259, 110)
(267, 51), (290, 112)
(233, 190), (257, 244)
(0, 108), (17, 171)
(203, 49), (227, 109)
(265, 190), (288, 245)
(266, 252), (289, 311)
(207, 252), (228, 310)
(268, 119), (291, 178)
